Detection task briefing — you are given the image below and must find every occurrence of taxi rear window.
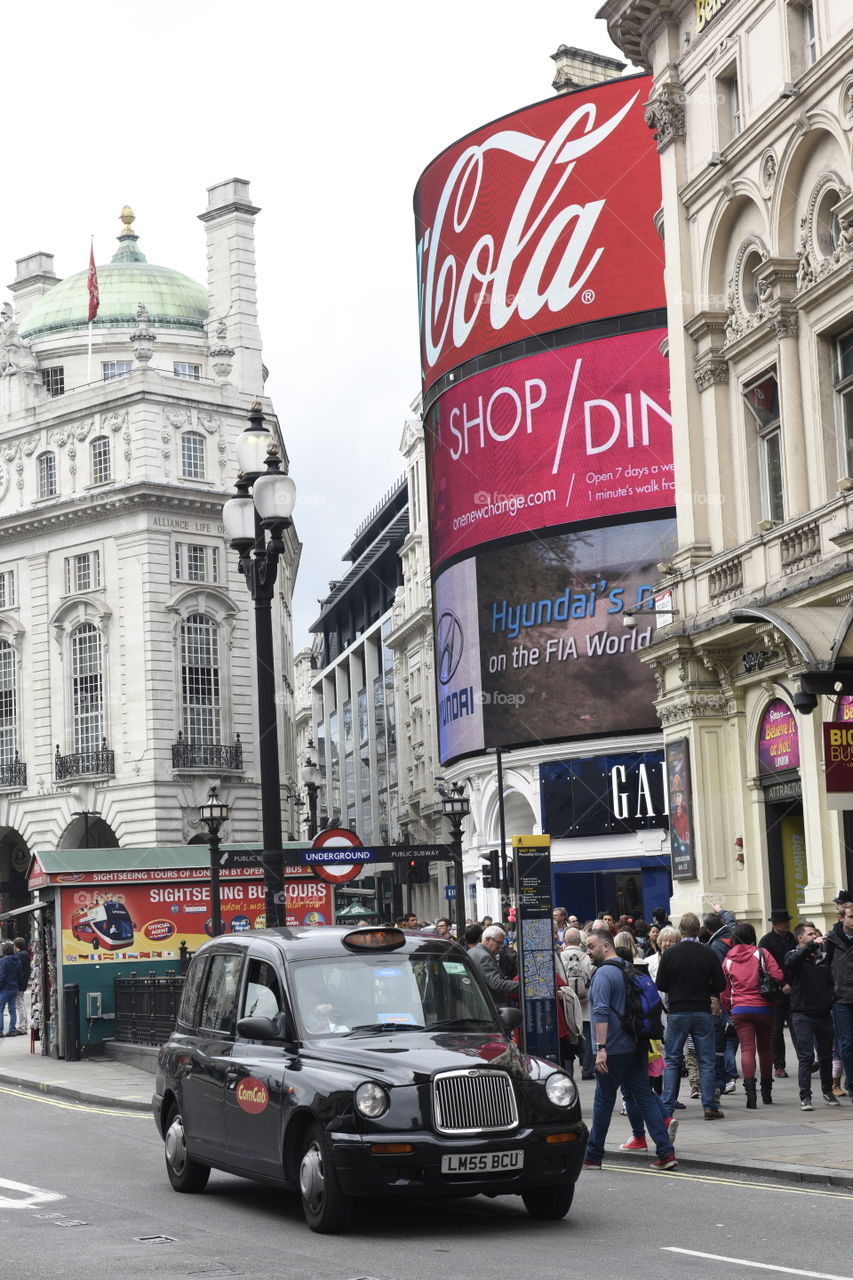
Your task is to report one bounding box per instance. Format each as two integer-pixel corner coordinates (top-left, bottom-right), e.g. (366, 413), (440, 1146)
(198, 953), (244, 1036)
(178, 955), (207, 1029)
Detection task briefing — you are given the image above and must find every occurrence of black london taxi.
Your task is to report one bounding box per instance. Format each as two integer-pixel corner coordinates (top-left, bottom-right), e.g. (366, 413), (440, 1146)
(152, 926), (588, 1233)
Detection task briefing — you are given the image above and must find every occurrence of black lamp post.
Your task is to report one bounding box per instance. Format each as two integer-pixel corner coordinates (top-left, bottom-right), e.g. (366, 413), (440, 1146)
(199, 786), (230, 938)
(440, 782), (470, 941)
(302, 740), (319, 840)
(223, 403), (296, 928)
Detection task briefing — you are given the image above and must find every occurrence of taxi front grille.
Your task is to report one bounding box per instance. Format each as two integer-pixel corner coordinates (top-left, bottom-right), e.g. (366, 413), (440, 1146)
(432, 1069), (518, 1135)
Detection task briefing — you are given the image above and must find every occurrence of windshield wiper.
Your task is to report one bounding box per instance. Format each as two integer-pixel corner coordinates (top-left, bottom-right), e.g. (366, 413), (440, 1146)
(348, 1022), (426, 1035)
(428, 1018), (495, 1030)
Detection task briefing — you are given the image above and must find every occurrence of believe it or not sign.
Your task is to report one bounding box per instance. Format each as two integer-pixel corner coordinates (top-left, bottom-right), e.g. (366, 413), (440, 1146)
(757, 699), (800, 774)
(695, 0), (733, 33)
(824, 721), (853, 810)
(513, 835), (559, 1064)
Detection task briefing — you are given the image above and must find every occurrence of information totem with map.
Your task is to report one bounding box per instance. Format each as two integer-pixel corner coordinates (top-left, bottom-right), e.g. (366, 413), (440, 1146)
(513, 835), (559, 1063)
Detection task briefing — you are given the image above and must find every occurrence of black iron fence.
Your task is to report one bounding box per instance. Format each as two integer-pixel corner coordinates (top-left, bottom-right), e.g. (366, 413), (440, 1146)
(172, 732), (243, 771)
(55, 739), (114, 780)
(0, 754), (26, 788)
(114, 973), (186, 1046)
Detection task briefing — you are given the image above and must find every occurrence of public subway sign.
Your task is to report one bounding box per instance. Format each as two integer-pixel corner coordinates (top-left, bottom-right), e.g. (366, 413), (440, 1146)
(414, 75), (662, 390)
(757, 699), (800, 774)
(426, 330), (671, 570)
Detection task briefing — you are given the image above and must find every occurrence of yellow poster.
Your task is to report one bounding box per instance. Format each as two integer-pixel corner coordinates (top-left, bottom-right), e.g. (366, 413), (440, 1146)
(781, 818), (808, 920)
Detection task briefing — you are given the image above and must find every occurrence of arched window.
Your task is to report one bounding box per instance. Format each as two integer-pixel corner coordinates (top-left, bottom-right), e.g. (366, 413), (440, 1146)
(0, 640), (17, 765)
(37, 451), (57, 499)
(71, 623), (103, 752)
(90, 436), (111, 485)
(181, 614), (220, 744)
(181, 431), (206, 480)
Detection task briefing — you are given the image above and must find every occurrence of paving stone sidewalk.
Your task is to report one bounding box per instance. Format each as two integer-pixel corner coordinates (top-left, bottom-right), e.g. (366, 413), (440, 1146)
(0, 1032), (850, 1184)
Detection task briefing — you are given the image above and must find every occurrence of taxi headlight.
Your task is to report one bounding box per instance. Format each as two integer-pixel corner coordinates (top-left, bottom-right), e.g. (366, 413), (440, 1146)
(355, 1081), (390, 1119)
(545, 1072), (577, 1108)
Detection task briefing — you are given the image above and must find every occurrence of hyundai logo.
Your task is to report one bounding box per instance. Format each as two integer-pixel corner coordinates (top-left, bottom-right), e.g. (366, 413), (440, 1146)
(437, 610), (464, 685)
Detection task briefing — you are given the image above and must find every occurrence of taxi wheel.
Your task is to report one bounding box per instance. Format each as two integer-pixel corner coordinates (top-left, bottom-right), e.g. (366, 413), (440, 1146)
(164, 1104), (210, 1193)
(298, 1123), (351, 1233)
(521, 1182), (575, 1220)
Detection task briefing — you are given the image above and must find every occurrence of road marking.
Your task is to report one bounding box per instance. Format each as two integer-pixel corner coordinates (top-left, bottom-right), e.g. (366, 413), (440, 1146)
(603, 1163), (853, 1199)
(0, 1084), (148, 1118)
(0, 1178), (65, 1210)
(663, 1248), (853, 1280)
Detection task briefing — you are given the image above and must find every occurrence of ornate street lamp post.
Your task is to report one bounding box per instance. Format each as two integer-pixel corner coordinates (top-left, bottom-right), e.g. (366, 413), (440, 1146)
(199, 786), (230, 938)
(440, 782), (470, 941)
(302, 740), (319, 840)
(223, 403), (296, 928)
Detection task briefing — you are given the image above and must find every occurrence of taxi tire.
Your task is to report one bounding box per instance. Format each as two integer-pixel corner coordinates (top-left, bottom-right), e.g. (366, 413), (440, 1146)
(521, 1182), (575, 1220)
(164, 1103), (211, 1194)
(298, 1123), (352, 1233)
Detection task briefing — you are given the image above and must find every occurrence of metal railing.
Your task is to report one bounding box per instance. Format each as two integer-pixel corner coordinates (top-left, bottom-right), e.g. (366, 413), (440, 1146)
(171, 732), (243, 771)
(114, 973), (186, 1046)
(55, 738), (115, 780)
(0, 753), (26, 788)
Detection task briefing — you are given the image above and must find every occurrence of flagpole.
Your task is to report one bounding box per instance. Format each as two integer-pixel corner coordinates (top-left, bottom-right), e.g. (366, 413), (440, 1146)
(86, 235), (99, 384)
(87, 322), (92, 385)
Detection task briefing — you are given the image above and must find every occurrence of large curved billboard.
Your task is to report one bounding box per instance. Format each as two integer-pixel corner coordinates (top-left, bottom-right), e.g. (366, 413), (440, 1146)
(415, 75), (673, 763)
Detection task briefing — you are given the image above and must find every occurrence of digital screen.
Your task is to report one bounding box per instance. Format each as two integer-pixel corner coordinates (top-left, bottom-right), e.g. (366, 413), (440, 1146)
(427, 329), (672, 570)
(414, 75), (663, 390)
(436, 515), (677, 762)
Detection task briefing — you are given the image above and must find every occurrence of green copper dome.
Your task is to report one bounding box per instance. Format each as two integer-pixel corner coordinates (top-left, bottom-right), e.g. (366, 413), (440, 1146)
(21, 209), (207, 339)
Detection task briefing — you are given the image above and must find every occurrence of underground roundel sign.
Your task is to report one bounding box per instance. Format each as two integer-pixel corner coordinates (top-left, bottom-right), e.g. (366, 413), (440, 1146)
(309, 828), (365, 884)
(236, 1077), (269, 1114)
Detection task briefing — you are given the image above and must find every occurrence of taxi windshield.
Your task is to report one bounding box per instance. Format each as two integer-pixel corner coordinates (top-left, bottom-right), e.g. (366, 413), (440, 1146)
(290, 951), (498, 1037)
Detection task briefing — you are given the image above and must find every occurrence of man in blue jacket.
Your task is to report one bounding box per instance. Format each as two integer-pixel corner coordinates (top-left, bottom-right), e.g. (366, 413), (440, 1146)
(583, 928), (677, 1171)
(0, 941), (21, 1035)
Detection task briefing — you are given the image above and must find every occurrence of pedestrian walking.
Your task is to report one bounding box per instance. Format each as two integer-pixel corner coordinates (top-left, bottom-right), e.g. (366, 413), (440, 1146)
(823, 899), (853, 1102)
(655, 912), (726, 1120)
(784, 922), (840, 1110)
(13, 937), (29, 1036)
(467, 926), (518, 1002)
(721, 921), (784, 1107)
(0, 940), (21, 1035)
(582, 928), (677, 1172)
(560, 927), (595, 1079)
(759, 909), (798, 1078)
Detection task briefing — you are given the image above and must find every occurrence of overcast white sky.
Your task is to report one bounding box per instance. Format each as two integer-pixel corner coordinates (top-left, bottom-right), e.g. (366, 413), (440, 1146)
(2, 1), (633, 641)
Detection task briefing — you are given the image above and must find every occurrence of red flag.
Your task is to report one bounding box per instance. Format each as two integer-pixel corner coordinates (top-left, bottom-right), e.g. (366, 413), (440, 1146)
(87, 243), (99, 323)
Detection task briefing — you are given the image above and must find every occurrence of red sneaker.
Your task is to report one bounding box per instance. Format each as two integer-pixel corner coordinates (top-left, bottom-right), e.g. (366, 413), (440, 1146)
(619, 1135), (648, 1151)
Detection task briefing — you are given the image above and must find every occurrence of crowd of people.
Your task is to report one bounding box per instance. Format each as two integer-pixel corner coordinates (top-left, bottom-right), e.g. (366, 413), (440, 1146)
(399, 894), (853, 1173)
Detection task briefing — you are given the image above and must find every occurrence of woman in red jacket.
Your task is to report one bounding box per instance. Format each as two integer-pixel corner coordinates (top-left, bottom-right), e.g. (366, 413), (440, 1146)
(721, 921), (784, 1108)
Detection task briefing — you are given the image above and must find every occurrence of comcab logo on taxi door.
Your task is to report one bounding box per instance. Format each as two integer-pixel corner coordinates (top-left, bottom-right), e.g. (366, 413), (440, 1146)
(236, 1077), (269, 1115)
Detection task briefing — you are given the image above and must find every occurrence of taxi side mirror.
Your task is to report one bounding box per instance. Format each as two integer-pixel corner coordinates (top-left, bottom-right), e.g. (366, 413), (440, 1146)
(499, 1006), (522, 1032)
(236, 1015), (280, 1041)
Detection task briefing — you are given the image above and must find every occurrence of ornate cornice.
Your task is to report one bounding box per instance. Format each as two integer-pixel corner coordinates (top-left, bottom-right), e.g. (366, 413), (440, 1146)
(657, 693), (730, 726)
(694, 355), (729, 391)
(0, 483), (230, 546)
(645, 83), (686, 152)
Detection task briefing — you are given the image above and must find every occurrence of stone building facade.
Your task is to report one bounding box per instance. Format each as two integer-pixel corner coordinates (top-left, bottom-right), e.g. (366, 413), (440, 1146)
(599, 0), (853, 928)
(0, 180), (299, 913)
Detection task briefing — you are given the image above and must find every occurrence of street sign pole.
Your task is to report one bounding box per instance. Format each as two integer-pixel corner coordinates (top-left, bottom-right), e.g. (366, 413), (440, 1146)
(513, 835), (559, 1064)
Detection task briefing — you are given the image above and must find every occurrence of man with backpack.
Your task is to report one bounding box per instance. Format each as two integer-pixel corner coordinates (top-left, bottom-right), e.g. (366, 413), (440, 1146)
(582, 928), (677, 1172)
(656, 912), (727, 1121)
(560, 928), (595, 1079)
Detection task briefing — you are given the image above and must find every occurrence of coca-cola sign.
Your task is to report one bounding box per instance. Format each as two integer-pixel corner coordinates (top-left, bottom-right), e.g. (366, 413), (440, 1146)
(414, 76), (663, 390)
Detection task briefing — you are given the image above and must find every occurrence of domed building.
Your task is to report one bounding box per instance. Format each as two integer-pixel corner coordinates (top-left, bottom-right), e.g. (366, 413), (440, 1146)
(0, 180), (300, 915)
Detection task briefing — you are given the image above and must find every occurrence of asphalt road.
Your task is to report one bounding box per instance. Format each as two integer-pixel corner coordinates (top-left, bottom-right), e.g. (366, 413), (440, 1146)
(4, 1083), (853, 1280)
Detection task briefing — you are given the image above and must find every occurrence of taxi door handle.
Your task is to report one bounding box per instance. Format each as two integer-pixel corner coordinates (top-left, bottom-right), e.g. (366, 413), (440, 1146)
(225, 1068), (240, 1090)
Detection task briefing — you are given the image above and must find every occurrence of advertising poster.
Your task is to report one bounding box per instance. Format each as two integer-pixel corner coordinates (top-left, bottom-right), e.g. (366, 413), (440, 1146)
(666, 738), (696, 880)
(781, 818), (808, 919)
(823, 719), (853, 809)
(414, 75), (662, 389)
(757, 699), (800, 774)
(427, 330), (672, 570)
(59, 879), (332, 961)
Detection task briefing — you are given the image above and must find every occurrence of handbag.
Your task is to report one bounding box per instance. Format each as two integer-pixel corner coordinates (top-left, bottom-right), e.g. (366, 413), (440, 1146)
(757, 948), (786, 1004)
